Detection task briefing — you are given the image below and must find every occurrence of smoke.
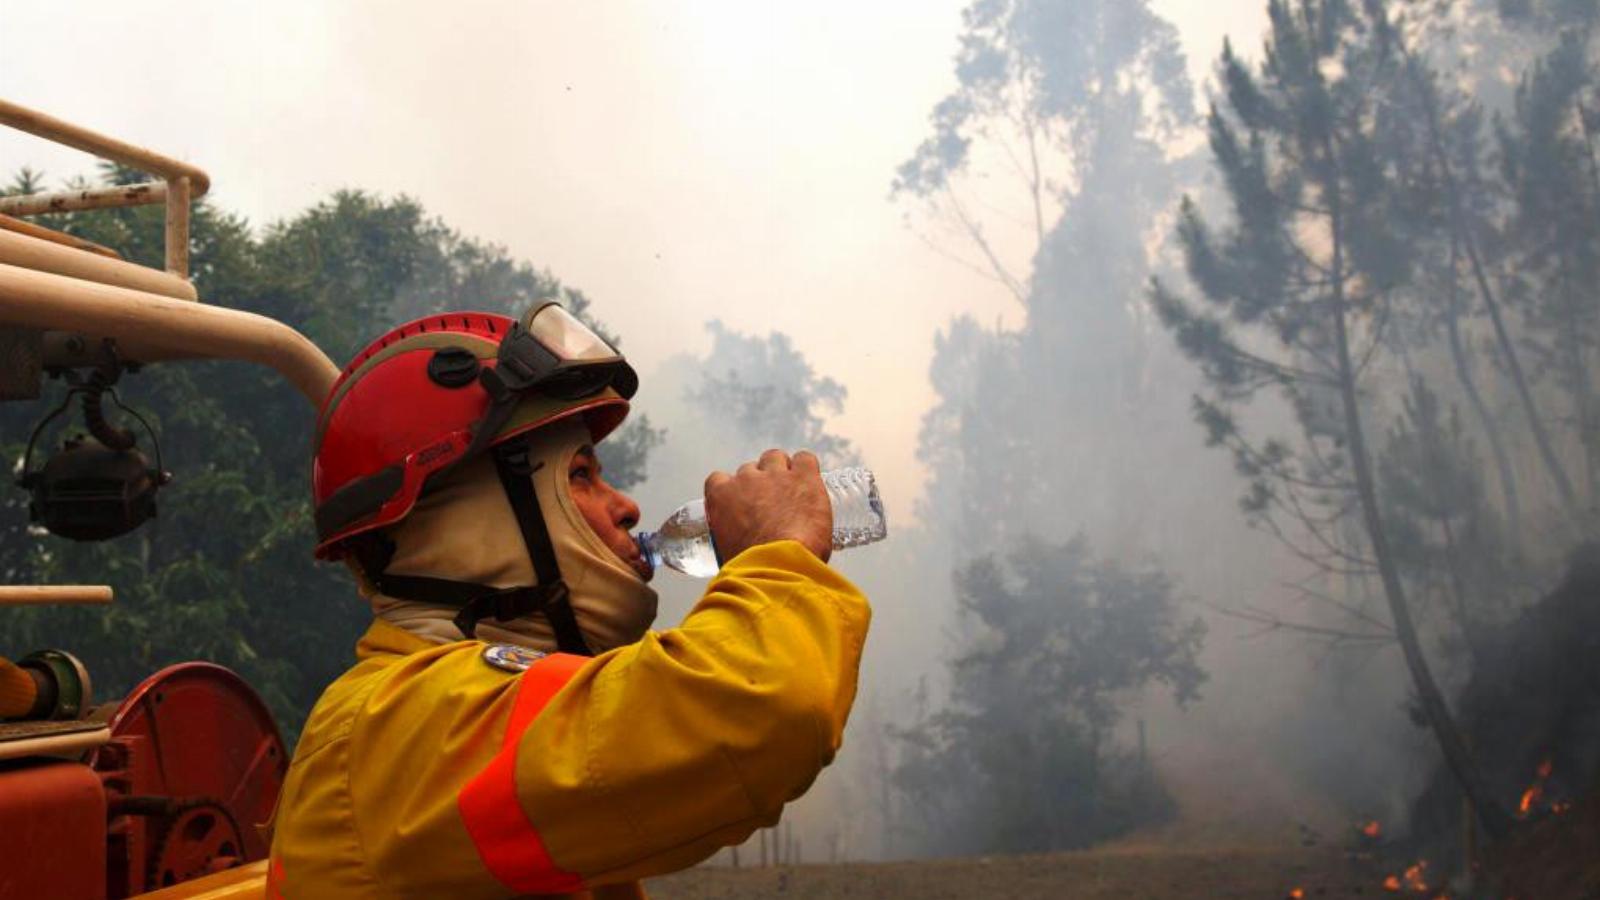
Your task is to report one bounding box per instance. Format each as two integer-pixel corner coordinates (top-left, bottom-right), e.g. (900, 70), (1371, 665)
(7, 0), (1594, 875)
(623, 0), (1600, 865)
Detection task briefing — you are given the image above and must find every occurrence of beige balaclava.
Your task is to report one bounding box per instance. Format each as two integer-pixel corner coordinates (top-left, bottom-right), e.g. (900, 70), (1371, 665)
(361, 418), (658, 653)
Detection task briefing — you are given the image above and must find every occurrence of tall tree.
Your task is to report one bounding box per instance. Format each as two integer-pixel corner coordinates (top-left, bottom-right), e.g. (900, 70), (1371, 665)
(889, 0), (1212, 856)
(1151, 0), (1513, 837)
(1396, 40), (1585, 522)
(897, 0), (1201, 558)
(1495, 31), (1600, 510)
(1377, 376), (1516, 662)
(892, 536), (1204, 854)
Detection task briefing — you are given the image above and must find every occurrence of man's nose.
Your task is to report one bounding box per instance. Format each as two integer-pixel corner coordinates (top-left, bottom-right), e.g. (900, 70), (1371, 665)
(613, 490), (641, 531)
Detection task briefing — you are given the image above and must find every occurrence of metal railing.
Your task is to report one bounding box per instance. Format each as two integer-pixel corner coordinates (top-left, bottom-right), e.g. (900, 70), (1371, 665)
(0, 98), (208, 279)
(0, 100), (338, 615)
(0, 98), (338, 404)
(0, 585), (113, 606)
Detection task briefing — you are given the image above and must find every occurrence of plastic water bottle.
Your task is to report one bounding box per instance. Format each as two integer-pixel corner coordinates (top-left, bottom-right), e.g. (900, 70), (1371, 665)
(636, 467), (887, 577)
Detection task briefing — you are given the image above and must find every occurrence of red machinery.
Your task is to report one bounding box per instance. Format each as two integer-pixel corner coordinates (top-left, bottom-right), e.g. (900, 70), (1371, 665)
(0, 655), (286, 899)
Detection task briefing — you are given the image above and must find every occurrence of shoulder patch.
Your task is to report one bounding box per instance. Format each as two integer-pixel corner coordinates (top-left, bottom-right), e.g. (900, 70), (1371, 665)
(481, 643), (547, 673)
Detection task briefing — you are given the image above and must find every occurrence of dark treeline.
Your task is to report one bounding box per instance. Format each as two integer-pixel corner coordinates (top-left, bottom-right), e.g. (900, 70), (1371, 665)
(0, 168), (658, 737)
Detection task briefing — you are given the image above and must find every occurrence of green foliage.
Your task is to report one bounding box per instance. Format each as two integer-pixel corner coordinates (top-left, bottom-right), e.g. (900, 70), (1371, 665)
(687, 321), (855, 467)
(1, 169), (654, 744)
(1377, 377), (1520, 657)
(4, 167), (45, 196)
(1153, 0), (1430, 571)
(1494, 30), (1600, 492)
(892, 537), (1204, 854)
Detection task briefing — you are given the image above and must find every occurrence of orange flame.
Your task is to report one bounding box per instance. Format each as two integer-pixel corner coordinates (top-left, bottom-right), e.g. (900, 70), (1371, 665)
(1361, 819), (1382, 838)
(1403, 860), (1429, 892)
(1519, 783), (1544, 816)
(1384, 875), (1402, 891)
(1288, 889), (1305, 899)
(1518, 758), (1555, 817)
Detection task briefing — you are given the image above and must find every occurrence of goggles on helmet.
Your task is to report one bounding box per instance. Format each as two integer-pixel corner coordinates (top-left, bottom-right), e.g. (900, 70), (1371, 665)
(484, 302), (638, 403)
(311, 304), (636, 559)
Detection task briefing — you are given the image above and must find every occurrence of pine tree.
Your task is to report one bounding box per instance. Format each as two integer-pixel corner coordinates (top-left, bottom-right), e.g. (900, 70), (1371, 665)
(1151, 0), (1513, 837)
(1495, 30), (1600, 511)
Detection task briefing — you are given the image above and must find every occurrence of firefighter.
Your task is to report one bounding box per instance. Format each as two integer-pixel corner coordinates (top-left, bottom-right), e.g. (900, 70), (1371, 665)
(268, 305), (869, 899)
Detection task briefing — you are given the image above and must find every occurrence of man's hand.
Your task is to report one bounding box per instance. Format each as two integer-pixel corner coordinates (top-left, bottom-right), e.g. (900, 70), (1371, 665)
(704, 449), (832, 564)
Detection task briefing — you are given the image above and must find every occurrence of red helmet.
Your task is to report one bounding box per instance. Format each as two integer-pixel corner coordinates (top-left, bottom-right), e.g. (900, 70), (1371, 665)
(312, 304), (636, 560)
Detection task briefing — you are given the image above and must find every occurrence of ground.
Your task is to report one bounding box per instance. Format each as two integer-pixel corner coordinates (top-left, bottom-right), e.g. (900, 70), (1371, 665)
(642, 684), (1600, 900)
(646, 845), (1387, 899)
(640, 727), (1399, 899)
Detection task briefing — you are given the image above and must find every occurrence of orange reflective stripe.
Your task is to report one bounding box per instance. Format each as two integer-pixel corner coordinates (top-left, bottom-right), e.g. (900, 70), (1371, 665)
(265, 856), (286, 900)
(457, 651), (588, 894)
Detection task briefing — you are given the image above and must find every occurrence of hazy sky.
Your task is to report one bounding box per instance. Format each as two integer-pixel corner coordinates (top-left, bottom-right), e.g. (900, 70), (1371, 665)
(0, 2), (1266, 522)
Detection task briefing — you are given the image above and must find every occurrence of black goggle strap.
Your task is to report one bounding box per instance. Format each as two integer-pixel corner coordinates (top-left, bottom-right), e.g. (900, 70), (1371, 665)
(490, 439), (592, 657)
(350, 439), (593, 656)
(451, 321), (616, 475)
(482, 322), (559, 399)
(449, 324), (549, 473)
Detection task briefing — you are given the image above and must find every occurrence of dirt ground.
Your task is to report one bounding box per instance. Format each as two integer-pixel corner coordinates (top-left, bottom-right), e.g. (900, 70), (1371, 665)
(645, 730), (1399, 900)
(645, 846), (1387, 899)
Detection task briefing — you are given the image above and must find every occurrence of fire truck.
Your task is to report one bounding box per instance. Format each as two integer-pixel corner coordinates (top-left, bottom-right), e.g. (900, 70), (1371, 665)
(0, 99), (333, 899)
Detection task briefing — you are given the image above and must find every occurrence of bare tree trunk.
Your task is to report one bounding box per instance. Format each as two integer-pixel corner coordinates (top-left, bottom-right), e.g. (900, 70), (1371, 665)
(1466, 240), (1580, 516)
(1465, 241), (1574, 512)
(1557, 270), (1598, 505)
(1326, 167), (1514, 840)
(1411, 59), (1580, 518)
(1577, 98), (1600, 494)
(1444, 235), (1525, 537)
(1577, 94), (1600, 231)
(1438, 514), (1484, 662)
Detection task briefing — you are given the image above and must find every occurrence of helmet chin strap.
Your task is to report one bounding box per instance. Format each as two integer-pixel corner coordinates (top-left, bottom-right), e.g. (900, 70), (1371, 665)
(351, 436), (593, 656)
(482, 439), (591, 656)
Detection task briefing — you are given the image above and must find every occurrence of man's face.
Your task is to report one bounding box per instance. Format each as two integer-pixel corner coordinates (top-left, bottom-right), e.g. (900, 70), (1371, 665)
(567, 445), (652, 582)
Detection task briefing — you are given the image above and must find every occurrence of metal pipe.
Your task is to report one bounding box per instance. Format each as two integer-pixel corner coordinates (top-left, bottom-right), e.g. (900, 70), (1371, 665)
(0, 213), (120, 259)
(0, 263), (338, 404)
(0, 728), (109, 761)
(0, 182), (166, 218)
(0, 99), (210, 197)
(165, 176), (190, 277)
(0, 229), (195, 301)
(0, 585), (113, 605)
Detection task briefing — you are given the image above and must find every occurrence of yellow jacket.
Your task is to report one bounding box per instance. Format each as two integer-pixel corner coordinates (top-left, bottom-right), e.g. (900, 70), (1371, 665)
(267, 541), (869, 899)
